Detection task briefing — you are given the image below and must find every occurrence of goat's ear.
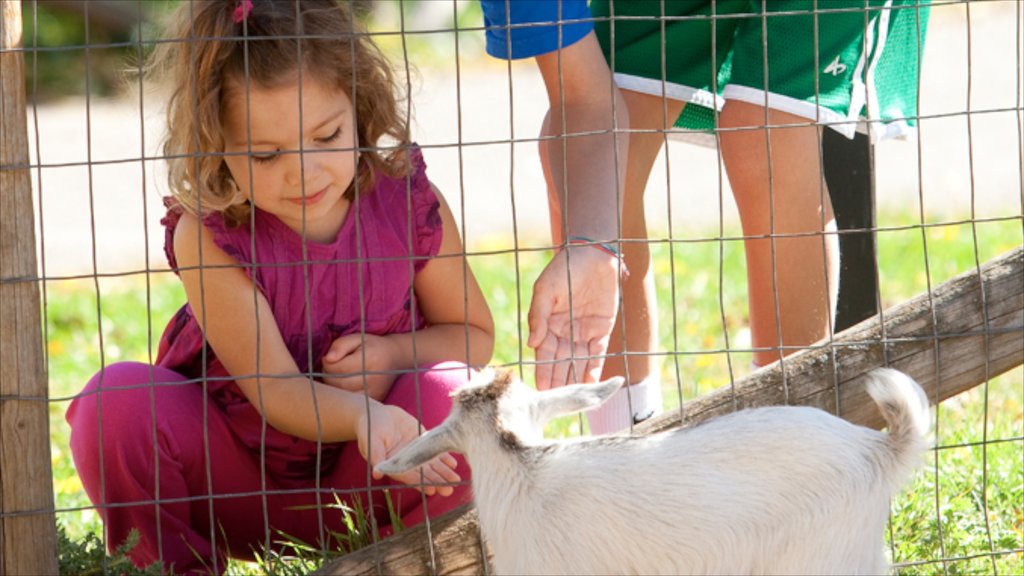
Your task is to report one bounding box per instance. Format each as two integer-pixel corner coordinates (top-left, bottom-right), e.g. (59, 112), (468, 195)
(375, 422), (459, 476)
(537, 377), (625, 420)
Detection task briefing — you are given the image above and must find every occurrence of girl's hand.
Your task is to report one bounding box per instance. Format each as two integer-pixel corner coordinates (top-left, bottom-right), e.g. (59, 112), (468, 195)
(356, 403), (461, 496)
(322, 334), (401, 401)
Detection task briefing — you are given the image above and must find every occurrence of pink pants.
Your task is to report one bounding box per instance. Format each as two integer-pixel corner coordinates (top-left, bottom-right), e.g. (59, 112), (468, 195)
(67, 361), (472, 575)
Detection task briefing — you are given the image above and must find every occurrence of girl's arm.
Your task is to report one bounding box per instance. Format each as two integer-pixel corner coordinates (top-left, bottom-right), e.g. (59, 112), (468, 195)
(174, 212), (461, 494)
(397, 185), (496, 367)
(322, 186), (495, 395)
(173, 212), (378, 442)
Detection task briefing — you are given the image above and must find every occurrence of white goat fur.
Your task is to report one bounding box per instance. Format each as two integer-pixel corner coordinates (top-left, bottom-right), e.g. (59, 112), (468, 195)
(376, 368), (929, 575)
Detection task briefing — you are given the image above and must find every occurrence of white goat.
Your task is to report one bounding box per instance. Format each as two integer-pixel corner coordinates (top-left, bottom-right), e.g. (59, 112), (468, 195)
(376, 368), (929, 575)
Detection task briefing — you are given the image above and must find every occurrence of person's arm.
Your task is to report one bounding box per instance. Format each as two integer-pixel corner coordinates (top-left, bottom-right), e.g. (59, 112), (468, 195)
(529, 31), (630, 389)
(534, 30), (627, 247)
(174, 212), (461, 493)
(174, 212), (368, 442)
(321, 187), (495, 399)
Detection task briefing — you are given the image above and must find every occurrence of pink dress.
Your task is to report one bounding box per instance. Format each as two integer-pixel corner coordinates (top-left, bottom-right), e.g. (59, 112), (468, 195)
(67, 148), (473, 574)
(157, 147), (445, 480)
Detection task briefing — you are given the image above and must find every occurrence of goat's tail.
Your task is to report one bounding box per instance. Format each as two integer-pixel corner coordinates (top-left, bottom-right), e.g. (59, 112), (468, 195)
(866, 368), (930, 477)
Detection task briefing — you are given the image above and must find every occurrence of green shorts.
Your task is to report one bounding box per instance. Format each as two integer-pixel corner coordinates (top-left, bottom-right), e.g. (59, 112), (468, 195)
(592, 0), (931, 144)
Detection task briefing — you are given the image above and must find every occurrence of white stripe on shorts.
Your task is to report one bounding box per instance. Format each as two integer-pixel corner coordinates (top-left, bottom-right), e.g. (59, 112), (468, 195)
(865, 1), (895, 142)
(721, 84), (858, 138)
(613, 73), (724, 111)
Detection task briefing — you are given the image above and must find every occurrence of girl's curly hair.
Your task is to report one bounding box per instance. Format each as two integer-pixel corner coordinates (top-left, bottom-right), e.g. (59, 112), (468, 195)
(150, 0), (410, 226)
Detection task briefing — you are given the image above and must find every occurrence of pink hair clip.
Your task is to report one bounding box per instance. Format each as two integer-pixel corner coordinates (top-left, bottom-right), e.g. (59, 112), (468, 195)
(232, 0), (254, 24)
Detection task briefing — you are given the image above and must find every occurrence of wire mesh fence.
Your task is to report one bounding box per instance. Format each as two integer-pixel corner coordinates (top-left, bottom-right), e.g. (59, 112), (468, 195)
(1, 0), (1022, 574)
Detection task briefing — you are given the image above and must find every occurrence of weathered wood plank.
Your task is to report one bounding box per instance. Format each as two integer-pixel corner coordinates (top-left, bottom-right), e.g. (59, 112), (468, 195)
(319, 506), (488, 576)
(318, 245), (1023, 576)
(640, 245), (1023, 435)
(1, 2), (58, 574)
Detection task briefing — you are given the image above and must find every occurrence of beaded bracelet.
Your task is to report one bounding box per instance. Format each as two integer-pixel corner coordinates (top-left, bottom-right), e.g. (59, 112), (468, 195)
(566, 236), (629, 279)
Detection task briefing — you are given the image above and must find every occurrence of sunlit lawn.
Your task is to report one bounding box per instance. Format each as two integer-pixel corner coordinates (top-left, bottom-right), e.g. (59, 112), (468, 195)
(46, 213), (1022, 573)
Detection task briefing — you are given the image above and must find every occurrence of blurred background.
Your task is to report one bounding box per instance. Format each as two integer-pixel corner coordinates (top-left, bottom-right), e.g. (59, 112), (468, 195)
(22, 0), (1023, 278)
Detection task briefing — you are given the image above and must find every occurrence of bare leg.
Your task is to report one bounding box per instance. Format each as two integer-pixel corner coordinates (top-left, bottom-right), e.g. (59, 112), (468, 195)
(719, 100), (839, 367)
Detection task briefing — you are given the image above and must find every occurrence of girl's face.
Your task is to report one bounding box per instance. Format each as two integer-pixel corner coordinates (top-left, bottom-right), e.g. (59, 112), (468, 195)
(222, 76), (357, 242)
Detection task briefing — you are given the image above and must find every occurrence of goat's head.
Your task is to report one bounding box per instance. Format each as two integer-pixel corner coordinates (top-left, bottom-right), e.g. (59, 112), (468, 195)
(375, 369), (624, 475)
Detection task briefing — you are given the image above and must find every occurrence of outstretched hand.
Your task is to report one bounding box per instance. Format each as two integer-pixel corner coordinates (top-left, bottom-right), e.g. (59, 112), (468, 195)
(357, 403), (461, 497)
(528, 246), (620, 390)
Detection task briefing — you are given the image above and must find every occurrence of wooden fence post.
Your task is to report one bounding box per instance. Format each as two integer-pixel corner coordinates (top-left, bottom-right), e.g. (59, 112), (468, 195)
(0, 1), (58, 574)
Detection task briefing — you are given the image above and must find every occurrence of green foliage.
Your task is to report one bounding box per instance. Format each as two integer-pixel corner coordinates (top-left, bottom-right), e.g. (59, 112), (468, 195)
(17, 0), (484, 100)
(238, 493), (404, 576)
(19, 1), (171, 99)
(888, 374), (1024, 575)
(45, 273), (185, 395)
(364, 0), (486, 69)
(57, 523), (164, 576)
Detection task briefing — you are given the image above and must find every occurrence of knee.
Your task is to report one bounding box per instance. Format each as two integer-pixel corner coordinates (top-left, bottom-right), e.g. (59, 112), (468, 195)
(67, 362), (198, 490)
(420, 361), (472, 392)
(67, 362), (191, 446)
(388, 362), (471, 428)
(69, 362), (159, 420)
(66, 364), (156, 488)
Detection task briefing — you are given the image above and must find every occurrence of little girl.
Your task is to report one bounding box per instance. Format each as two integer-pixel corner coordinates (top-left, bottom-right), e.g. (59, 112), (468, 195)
(66, 0), (494, 573)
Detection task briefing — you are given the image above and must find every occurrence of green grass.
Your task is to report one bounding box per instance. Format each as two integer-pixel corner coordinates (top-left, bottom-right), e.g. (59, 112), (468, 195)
(46, 213), (1022, 573)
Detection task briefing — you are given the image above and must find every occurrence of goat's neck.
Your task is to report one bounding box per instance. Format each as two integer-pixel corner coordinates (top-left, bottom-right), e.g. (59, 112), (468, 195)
(464, 434), (541, 539)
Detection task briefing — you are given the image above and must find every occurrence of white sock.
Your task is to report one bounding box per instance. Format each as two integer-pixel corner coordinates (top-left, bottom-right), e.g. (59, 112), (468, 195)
(586, 377), (663, 435)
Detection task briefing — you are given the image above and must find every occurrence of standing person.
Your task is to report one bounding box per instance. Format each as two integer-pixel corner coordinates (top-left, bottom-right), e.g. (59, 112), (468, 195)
(480, 0), (664, 435)
(66, 0), (494, 572)
(590, 0), (930, 369)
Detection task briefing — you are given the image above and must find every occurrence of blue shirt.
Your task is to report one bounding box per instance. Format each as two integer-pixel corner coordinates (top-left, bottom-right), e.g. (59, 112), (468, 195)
(481, 0), (594, 60)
